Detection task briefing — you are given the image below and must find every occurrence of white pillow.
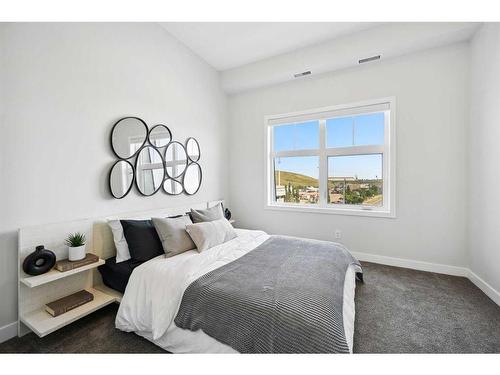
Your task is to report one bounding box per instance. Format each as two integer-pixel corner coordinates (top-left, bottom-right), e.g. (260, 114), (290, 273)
(107, 220), (131, 263)
(186, 218), (237, 252)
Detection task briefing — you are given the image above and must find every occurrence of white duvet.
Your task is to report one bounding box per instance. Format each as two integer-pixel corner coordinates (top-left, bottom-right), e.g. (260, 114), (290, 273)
(115, 229), (359, 353)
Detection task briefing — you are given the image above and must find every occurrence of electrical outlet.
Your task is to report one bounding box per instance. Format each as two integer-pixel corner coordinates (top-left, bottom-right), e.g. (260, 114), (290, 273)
(334, 229), (342, 239)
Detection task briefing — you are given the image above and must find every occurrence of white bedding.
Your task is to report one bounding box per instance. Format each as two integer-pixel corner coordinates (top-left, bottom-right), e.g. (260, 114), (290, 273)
(115, 229), (360, 353)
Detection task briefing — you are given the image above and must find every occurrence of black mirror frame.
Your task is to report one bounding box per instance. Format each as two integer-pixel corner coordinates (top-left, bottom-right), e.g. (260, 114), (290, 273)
(164, 141), (188, 179)
(110, 116), (149, 160)
(185, 137), (201, 162)
(182, 162), (202, 196)
(162, 178), (184, 196)
(134, 145), (165, 197)
(108, 159), (135, 199)
(148, 124), (172, 149)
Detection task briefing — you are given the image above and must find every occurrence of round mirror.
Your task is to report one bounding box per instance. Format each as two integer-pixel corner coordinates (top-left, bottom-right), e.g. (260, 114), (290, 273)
(186, 137), (200, 162)
(183, 162), (202, 195)
(135, 146), (165, 196)
(164, 141), (187, 178)
(111, 117), (148, 159)
(109, 160), (134, 199)
(163, 178), (183, 195)
(148, 124), (172, 149)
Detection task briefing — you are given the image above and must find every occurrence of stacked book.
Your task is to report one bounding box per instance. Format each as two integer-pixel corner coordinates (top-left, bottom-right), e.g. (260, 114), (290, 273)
(55, 253), (99, 272)
(45, 290), (94, 317)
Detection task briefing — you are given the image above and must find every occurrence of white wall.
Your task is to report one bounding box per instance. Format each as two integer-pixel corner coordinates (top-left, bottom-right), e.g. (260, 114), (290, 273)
(468, 24), (500, 293)
(228, 43), (469, 269)
(0, 23), (228, 329)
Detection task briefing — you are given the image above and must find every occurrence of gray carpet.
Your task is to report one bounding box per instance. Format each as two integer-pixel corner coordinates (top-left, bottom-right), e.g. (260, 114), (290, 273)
(1, 262), (499, 353)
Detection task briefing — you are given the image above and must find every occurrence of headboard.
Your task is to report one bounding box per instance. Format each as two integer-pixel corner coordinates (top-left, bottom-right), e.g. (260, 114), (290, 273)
(91, 200), (218, 259)
(19, 201), (220, 263)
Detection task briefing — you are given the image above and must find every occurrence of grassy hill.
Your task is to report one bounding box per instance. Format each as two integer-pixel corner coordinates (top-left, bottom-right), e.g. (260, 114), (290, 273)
(274, 170), (318, 188)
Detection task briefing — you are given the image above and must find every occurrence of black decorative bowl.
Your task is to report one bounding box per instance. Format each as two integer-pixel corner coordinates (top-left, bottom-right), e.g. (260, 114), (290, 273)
(22, 245), (56, 276)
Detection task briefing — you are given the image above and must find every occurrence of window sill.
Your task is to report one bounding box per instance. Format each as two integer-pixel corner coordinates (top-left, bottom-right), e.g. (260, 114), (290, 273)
(264, 203), (396, 218)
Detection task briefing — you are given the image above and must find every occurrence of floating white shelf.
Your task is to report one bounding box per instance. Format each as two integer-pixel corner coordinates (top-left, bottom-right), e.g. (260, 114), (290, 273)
(20, 287), (116, 337)
(94, 283), (123, 303)
(20, 259), (105, 288)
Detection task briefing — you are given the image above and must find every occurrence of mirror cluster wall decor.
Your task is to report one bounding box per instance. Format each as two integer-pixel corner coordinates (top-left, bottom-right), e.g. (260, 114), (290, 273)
(108, 116), (202, 199)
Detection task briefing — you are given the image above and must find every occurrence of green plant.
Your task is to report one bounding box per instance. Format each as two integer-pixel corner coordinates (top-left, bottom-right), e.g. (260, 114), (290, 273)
(65, 232), (86, 247)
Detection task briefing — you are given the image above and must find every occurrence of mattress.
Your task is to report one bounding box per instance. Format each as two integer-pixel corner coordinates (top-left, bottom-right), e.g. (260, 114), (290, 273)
(98, 256), (136, 294)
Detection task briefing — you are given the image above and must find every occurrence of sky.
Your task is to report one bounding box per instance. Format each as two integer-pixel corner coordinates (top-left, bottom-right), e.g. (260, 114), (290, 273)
(273, 113), (384, 180)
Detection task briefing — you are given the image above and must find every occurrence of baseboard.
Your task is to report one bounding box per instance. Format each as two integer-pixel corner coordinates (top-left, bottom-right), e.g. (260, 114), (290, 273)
(352, 250), (500, 307)
(351, 251), (469, 277)
(468, 270), (500, 306)
(0, 321), (17, 344)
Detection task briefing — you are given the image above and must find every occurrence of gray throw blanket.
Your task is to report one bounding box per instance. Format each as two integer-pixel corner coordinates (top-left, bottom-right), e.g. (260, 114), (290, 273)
(174, 235), (362, 353)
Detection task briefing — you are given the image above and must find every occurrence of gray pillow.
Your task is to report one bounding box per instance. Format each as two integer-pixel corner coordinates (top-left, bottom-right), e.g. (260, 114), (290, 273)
(190, 203), (224, 223)
(186, 218), (237, 252)
(152, 216), (196, 258)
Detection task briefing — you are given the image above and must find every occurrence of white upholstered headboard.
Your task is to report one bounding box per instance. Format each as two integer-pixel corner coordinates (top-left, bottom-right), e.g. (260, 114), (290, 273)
(91, 200), (222, 260)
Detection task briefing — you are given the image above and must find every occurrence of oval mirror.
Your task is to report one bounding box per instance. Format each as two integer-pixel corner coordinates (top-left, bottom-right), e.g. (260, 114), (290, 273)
(111, 117), (148, 159)
(186, 137), (200, 162)
(148, 124), (172, 149)
(135, 146), (165, 196)
(183, 162), (202, 195)
(163, 178), (183, 195)
(109, 160), (134, 199)
(164, 141), (187, 178)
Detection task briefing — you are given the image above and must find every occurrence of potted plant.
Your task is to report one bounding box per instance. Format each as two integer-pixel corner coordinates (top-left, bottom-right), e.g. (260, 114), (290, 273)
(65, 232), (86, 261)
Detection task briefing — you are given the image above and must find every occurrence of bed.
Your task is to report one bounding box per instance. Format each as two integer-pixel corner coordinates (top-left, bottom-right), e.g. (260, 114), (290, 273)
(113, 228), (362, 353)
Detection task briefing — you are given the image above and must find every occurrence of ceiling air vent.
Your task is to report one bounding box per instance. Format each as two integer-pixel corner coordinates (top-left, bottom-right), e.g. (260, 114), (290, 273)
(359, 55), (381, 64)
(293, 70), (311, 78)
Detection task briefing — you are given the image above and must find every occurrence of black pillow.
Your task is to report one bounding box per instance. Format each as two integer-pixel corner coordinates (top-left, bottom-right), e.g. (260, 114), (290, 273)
(120, 219), (164, 264)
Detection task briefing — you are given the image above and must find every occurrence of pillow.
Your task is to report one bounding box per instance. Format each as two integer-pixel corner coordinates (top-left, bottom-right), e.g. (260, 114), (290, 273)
(120, 219), (164, 264)
(186, 218), (237, 252)
(107, 220), (131, 263)
(152, 216), (196, 258)
(190, 203), (224, 223)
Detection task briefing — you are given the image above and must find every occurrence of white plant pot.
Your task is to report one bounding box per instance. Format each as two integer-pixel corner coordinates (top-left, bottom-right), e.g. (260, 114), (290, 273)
(68, 245), (86, 261)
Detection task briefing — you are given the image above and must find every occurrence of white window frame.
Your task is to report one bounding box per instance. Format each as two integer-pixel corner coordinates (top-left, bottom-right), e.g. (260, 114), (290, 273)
(264, 97), (396, 218)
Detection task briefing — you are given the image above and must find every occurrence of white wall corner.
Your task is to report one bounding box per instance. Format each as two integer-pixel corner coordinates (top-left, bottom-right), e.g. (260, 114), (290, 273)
(0, 321), (17, 344)
(467, 270), (500, 307)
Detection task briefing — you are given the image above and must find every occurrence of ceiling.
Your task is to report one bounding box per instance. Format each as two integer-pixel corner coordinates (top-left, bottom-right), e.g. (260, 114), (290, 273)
(160, 22), (381, 71)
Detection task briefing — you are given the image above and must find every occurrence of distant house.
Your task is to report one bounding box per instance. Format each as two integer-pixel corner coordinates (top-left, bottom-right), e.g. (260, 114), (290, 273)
(329, 193), (344, 204)
(275, 185), (286, 202)
(329, 176), (356, 182)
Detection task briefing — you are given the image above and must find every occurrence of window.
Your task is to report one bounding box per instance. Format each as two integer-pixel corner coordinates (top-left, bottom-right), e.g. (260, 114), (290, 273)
(265, 98), (395, 217)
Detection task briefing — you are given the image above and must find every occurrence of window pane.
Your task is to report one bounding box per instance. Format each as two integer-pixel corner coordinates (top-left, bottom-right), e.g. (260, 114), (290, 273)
(354, 113), (385, 146)
(273, 121), (319, 152)
(326, 112), (384, 148)
(328, 154), (383, 206)
(326, 117), (353, 147)
(274, 156), (319, 204)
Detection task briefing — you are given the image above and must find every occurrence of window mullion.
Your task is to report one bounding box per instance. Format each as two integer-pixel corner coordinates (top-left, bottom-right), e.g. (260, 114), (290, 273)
(274, 149), (319, 158)
(319, 120), (327, 207)
(325, 145), (384, 156)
